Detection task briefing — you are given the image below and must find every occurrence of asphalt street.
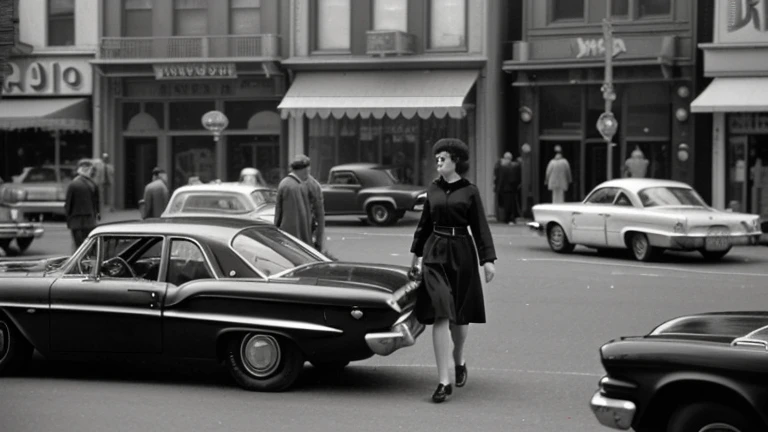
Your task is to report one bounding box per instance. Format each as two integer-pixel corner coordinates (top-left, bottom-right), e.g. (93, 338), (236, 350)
(1, 212), (768, 432)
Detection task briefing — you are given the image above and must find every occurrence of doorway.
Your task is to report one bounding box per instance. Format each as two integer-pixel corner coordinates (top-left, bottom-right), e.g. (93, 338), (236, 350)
(226, 135), (282, 186)
(539, 140), (580, 203)
(171, 136), (216, 189)
(124, 138), (158, 209)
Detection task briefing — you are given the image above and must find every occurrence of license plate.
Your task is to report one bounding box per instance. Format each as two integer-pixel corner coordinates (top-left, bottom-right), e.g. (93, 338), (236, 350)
(705, 236), (731, 251)
(10, 209), (18, 220)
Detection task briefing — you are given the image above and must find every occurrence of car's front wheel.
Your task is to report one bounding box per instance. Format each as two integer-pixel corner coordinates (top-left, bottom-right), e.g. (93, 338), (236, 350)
(226, 333), (304, 392)
(367, 202), (396, 226)
(0, 315), (34, 376)
(699, 247), (732, 261)
(630, 233), (661, 262)
(15, 238), (33, 254)
(668, 402), (761, 432)
(547, 223), (575, 253)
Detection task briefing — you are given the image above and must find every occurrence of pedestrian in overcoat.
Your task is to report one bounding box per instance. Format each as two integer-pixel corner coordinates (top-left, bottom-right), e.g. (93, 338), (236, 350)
(410, 138), (497, 403)
(142, 167), (170, 219)
(305, 173), (326, 252)
(65, 159), (100, 249)
(275, 155), (313, 246)
(545, 145), (572, 204)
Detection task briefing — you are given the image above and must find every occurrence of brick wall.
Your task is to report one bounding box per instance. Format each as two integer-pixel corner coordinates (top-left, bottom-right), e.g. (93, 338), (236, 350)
(0, 0), (15, 99)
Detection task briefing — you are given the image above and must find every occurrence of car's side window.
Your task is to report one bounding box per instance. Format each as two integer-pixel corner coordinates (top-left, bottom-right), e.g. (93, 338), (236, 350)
(166, 239), (214, 286)
(68, 239), (98, 276)
(614, 192), (633, 207)
(97, 236), (164, 280)
(329, 172), (360, 186)
(585, 188), (619, 204)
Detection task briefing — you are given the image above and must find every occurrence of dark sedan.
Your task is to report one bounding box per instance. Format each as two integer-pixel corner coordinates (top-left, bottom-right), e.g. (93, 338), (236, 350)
(0, 217), (424, 391)
(590, 311), (768, 431)
(322, 163), (427, 226)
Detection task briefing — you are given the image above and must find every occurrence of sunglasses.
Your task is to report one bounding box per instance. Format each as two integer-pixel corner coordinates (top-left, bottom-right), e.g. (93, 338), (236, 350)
(435, 156), (452, 163)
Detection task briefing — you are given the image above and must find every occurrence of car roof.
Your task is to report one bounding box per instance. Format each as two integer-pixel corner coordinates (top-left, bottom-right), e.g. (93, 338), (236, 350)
(170, 183), (272, 195)
(330, 163), (386, 171)
(90, 217), (272, 241)
(595, 178), (692, 194)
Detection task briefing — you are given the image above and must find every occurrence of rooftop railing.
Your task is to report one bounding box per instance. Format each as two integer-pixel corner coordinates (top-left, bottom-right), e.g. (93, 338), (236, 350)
(99, 34), (281, 60)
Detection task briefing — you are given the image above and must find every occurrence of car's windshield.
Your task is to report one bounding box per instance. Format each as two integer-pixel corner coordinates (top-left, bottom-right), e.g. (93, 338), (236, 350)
(168, 192), (253, 214)
(251, 190), (277, 207)
(230, 227), (321, 277)
(638, 187), (707, 208)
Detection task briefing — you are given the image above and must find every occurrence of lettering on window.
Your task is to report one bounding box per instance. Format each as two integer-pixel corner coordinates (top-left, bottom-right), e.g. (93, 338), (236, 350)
(573, 37), (627, 59)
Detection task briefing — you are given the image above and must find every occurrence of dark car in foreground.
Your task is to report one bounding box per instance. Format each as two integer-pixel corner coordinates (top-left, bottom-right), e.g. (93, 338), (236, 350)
(590, 311), (768, 431)
(0, 218), (424, 391)
(322, 163), (427, 226)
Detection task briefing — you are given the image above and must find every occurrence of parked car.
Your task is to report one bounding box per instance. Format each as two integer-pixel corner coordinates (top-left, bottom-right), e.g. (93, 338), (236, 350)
(321, 163), (427, 226)
(0, 217), (424, 391)
(162, 183), (276, 224)
(590, 311), (768, 431)
(0, 202), (44, 255)
(528, 179), (763, 261)
(0, 165), (76, 217)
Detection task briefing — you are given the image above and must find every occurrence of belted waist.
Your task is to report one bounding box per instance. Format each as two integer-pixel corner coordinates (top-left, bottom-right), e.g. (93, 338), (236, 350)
(433, 225), (469, 237)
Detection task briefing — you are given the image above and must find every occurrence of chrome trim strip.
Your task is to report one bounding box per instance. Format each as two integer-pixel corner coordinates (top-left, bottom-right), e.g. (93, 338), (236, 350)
(363, 196), (397, 210)
(50, 304), (161, 317)
(163, 310), (343, 334)
(0, 302), (49, 310)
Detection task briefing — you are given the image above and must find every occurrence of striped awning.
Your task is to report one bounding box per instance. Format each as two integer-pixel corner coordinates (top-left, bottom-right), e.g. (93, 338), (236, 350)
(278, 70), (478, 120)
(0, 98), (91, 132)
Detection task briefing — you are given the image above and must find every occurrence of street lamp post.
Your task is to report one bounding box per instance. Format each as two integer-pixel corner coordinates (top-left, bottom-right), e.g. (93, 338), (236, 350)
(596, 0), (617, 180)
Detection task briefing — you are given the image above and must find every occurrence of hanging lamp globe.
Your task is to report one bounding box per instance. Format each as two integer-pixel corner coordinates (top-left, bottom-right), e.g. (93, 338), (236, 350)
(201, 110), (230, 142)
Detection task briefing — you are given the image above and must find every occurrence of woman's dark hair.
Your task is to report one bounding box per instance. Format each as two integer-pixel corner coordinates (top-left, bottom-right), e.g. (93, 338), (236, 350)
(432, 138), (470, 175)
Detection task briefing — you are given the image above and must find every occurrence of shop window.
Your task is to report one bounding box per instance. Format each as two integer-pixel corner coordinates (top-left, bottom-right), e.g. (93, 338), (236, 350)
(338, 118), (359, 165)
(625, 84), (670, 138)
(174, 0), (208, 36)
(169, 101), (215, 130)
(230, 0), (261, 35)
(226, 135), (281, 185)
(539, 86), (582, 137)
(316, 0), (351, 51)
(373, 0), (407, 32)
(224, 101), (279, 129)
(48, 0), (75, 46)
(611, 0), (629, 18)
(145, 102), (165, 130)
(124, 0), (153, 37)
(551, 0), (584, 21)
(122, 102), (141, 130)
(308, 117), (337, 182)
(171, 136), (216, 188)
(638, 0), (670, 17)
(429, 0), (466, 49)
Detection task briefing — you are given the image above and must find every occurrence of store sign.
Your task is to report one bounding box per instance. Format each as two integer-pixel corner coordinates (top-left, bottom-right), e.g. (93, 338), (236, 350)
(1, 57), (93, 96)
(153, 63), (237, 80)
(728, 113), (768, 133)
(718, 0), (768, 43)
(573, 37), (627, 59)
(123, 78), (281, 99)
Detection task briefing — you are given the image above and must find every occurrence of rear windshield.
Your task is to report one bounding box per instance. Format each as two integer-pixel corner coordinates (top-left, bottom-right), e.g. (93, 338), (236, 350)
(231, 227), (320, 277)
(167, 192), (253, 214)
(638, 187), (707, 208)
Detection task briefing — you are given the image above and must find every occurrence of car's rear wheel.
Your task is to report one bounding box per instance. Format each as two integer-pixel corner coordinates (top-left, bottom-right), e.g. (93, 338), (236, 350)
(699, 247), (732, 261)
(367, 202), (395, 226)
(0, 316), (34, 376)
(630, 233), (661, 262)
(226, 333), (303, 392)
(547, 223), (574, 253)
(15, 238), (33, 254)
(668, 402), (761, 432)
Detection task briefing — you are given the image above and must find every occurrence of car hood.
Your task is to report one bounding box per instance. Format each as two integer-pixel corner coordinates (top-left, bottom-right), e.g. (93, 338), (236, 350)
(0, 256), (68, 277)
(647, 311), (768, 343)
(280, 261), (410, 294)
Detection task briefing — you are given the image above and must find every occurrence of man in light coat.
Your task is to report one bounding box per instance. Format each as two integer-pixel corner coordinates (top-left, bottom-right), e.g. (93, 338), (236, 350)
(545, 145), (572, 204)
(275, 155), (313, 246)
(142, 167), (170, 219)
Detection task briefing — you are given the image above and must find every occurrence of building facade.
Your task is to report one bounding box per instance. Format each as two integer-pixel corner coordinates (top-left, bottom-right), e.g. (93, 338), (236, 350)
(96, 0), (289, 208)
(278, 0), (507, 208)
(0, 0), (15, 98)
(504, 0), (702, 211)
(0, 0), (96, 183)
(693, 0), (768, 229)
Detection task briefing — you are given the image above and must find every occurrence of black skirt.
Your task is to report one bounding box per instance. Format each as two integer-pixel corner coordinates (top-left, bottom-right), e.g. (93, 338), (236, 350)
(415, 231), (486, 325)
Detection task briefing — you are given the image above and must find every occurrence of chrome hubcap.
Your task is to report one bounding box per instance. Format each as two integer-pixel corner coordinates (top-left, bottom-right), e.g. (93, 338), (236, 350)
(699, 424), (740, 432)
(240, 334), (281, 378)
(0, 322), (9, 363)
(373, 206), (388, 222)
(549, 226), (564, 249)
(633, 236), (648, 258)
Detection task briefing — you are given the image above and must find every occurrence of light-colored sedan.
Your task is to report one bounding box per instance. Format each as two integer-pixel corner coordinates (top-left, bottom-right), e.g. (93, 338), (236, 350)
(0, 165), (76, 217)
(528, 179), (763, 261)
(161, 183), (276, 224)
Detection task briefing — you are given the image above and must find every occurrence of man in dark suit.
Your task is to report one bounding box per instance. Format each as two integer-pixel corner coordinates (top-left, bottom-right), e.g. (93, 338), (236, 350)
(65, 159), (100, 249)
(141, 167), (170, 219)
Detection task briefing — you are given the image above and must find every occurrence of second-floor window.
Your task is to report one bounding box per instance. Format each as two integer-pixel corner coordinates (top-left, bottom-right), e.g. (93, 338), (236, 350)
(174, 0), (208, 36)
(429, 0), (466, 49)
(316, 0), (351, 51)
(638, 0), (670, 17)
(124, 0), (152, 37)
(552, 0), (584, 21)
(230, 0), (261, 35)
(48, 0), (75, 46)
(373, 0), (407, 32)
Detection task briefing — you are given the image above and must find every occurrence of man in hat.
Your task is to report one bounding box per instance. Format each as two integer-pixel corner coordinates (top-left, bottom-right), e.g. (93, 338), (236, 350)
(545, 145), (572, 204)
(141, 167), (170, 219)
(65, 159), (100, 249)
(305, 170), (326, 252)
(239, 167), (267, 187)
(275, 155), (314, 245)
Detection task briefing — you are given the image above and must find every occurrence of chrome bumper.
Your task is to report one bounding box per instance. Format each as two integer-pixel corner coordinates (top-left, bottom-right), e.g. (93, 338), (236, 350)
(590, 391), (636, 430)
(655, 233), (764, 250)
(0, 223), (44, 239)
(365, 310), (425, 356)
(3, 201), (65, 215)
(527, 221), (544, 235)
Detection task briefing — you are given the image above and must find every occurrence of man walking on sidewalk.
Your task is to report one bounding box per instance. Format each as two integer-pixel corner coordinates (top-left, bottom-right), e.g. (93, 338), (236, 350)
(275, 155), (313, 246)
(141, 167), (170, 219)
(65, 159), (100, 249)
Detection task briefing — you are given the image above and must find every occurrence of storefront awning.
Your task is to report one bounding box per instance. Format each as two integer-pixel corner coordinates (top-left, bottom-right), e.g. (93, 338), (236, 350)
(0, 98), (91, 132)
(278, 70), (478, 120)
(691, 78), (768, 113)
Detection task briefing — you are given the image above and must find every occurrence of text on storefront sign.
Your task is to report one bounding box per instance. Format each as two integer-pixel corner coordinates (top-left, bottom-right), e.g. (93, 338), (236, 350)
(1, 60), (90, 95)
(574, 37), (627, 58)
(728, 0), (768, 33)
(153, 63), (237, 80)
(728, 113), (768, 133)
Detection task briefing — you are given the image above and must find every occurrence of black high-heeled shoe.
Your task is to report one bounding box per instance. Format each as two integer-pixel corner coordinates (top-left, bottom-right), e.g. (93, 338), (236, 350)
(455, 363), (468, 387)
(432, 383), (453, 403)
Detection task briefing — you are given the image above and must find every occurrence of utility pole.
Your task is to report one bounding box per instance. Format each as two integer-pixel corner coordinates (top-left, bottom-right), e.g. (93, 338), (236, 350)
(596, 0), (618, 180)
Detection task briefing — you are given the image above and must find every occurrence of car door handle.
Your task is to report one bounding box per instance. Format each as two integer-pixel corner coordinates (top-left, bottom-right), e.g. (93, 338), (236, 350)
(598, 213), (611, 217)
(128, 289), (157, 299)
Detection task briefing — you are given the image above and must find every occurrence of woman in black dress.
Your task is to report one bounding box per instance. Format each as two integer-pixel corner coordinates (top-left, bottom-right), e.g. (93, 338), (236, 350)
(410, 138), (497, 403)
